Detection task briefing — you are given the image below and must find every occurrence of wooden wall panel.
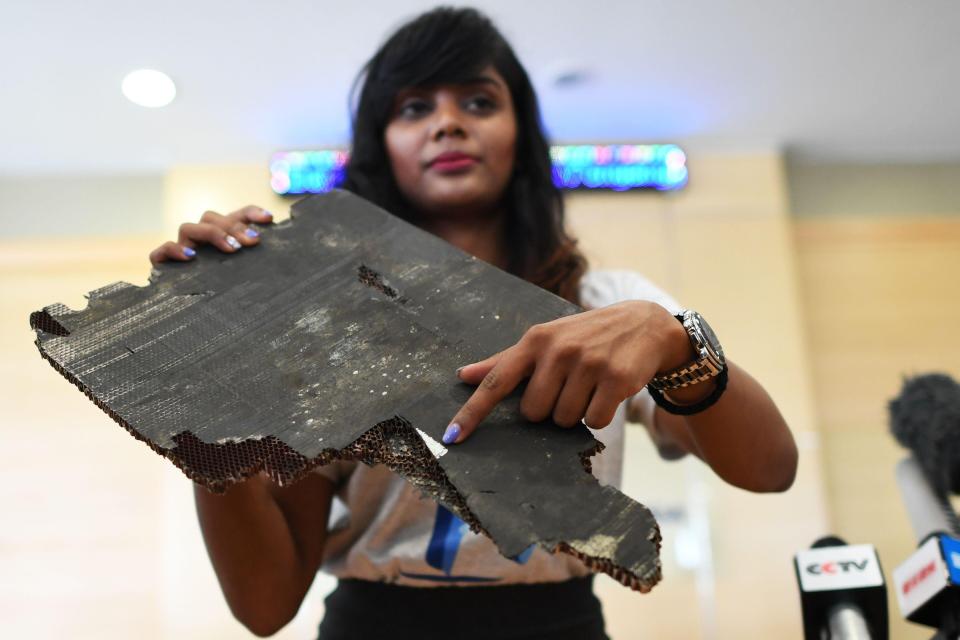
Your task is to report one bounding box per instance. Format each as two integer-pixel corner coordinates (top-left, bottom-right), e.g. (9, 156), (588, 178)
(795, 216), (960, 640)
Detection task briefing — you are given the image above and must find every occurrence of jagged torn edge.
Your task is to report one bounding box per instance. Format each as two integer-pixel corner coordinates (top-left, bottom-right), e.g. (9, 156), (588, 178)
(31, 256), (661, 592)
(29, 307), (658, 591)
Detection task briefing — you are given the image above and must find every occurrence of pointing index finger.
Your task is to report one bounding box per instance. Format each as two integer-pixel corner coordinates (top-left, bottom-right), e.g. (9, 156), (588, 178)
(445, 346), (532, 445)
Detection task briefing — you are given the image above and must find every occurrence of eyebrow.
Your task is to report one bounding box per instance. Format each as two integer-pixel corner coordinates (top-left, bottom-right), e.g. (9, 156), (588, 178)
(394, 74), (506, 100)
(462, 75), (505, 90)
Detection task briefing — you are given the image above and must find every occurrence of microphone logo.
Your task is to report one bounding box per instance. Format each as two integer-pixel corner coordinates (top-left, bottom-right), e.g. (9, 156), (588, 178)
(797, 544), (885, 593)
(901, 561), (937, 595)
(892, 536), (953, 619)
(806, 560), (870, 576)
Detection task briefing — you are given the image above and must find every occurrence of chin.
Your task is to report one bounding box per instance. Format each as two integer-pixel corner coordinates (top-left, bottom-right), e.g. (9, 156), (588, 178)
(426, 198), (498, 218)
(422, 178), (507, 214)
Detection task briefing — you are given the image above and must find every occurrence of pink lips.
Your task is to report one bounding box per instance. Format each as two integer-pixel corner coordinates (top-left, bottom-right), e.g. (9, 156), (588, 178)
(428, 152), (478, 173)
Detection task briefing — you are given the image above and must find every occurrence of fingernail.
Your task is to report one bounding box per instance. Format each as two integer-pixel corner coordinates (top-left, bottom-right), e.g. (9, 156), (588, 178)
(226, 236), (242, 250)
(456, 366), (465, 375)
(183, 247), (196, 258)
(442, 423), (461, 445)
(262, 210), (273, 219)
(245, 228), (259, 238)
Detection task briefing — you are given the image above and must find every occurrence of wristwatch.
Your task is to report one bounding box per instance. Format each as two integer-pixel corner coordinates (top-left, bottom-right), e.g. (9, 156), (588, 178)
(648, 310), (726, 392)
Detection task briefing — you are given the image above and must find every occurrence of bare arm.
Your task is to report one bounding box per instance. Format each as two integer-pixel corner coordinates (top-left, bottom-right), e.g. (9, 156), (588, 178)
(630, 359), (798, 493)
(194, 472), (335, 637)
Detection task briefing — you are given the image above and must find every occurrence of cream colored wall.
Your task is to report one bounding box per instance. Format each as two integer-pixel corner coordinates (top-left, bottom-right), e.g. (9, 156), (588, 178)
(1, 239), (165, 639)
(0, 174), (164, 238)
(163, 165), (290, 232)
(0, 238), (333, 640)
(3, 153), (828, 639)
(795, 215), (960, 640)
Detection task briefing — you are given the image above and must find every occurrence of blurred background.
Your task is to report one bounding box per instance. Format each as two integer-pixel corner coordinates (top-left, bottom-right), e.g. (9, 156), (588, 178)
(2, 1), (959, 638)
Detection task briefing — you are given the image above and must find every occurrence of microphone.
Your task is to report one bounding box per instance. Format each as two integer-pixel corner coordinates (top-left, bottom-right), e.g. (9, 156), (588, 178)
(891, 457), (960, 636)
(888, 374), (960, 637)
(889, 373), (960, 500)
(794, 535), (888, 640)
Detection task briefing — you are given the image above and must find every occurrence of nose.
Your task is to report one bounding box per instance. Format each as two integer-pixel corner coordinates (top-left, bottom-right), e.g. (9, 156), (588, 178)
(430, 96), (466, 140)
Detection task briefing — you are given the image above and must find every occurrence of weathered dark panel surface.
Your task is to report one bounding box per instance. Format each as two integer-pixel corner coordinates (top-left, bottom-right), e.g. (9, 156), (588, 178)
(30, 190), (661, 591)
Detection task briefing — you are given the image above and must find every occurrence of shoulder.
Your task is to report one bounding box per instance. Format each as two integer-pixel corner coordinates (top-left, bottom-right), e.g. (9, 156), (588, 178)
(579, 269), (682, 313)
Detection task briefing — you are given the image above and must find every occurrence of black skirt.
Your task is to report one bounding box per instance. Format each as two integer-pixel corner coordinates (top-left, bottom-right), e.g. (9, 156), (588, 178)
(316, 576), (609, 640)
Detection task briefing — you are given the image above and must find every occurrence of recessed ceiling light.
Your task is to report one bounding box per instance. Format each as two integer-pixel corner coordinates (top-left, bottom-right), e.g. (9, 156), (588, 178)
(551, 68), (591, 88)
(542, 61), (593, 89)
(121, 69), (176, 108)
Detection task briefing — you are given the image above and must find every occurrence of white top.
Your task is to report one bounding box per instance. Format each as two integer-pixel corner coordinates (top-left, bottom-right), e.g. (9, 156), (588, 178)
(314, 270), (681, 585)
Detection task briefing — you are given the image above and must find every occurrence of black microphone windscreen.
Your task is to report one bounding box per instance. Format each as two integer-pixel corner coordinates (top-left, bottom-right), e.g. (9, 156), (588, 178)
(811, 535), (847, 549)
(889, 373), (960, 495)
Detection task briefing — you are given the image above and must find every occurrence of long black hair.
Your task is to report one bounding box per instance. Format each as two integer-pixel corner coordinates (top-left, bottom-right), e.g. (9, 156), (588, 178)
(341, 6), (587, 304)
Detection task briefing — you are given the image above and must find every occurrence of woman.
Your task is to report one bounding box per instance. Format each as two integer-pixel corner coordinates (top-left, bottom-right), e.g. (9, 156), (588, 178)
(149, 7), (797, 639)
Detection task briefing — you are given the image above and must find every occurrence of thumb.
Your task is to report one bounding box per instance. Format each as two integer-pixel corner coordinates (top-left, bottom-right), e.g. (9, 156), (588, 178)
(456, 350), (506, 385)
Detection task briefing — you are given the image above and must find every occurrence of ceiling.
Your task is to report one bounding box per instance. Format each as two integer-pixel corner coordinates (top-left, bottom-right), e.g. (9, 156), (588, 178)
(2, 0), (959, 173)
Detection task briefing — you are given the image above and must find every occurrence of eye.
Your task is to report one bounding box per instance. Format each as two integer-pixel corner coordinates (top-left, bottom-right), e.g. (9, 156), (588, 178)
(395, 97), (431, 120)
(464, 94), (496, 113)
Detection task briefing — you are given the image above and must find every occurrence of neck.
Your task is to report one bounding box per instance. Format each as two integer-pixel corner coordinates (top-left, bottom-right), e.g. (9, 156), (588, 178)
(417, 209), (509, 270)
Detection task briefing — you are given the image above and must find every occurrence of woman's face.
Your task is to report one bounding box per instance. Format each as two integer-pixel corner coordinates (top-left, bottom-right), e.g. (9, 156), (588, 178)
(384, 66), (517, 219)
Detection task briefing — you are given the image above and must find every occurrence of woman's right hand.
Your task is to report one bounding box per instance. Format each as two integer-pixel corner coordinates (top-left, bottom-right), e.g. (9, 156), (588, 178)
(149, 205), (274, 265)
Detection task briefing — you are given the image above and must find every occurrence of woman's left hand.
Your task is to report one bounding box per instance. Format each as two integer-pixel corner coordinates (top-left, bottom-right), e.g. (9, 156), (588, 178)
(443, 300), (693, 444)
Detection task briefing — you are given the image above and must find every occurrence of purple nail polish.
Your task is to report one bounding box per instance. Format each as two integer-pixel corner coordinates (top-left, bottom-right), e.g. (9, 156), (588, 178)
(245, 228), (259, 238)
(183, 247), (196, 257)
(262, 210), (273, 218)
(442, 423), (461, 445)
(226, 236), (242, 250)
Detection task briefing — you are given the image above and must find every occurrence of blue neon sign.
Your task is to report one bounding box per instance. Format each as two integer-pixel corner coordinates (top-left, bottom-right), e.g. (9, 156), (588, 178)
(270, 150), (348, 195)
(550, 144), (687, 191)
(270, 143), (687, 195)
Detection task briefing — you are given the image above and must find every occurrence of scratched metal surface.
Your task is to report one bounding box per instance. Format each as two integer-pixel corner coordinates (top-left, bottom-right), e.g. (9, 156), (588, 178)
(30, 189), (661, 591)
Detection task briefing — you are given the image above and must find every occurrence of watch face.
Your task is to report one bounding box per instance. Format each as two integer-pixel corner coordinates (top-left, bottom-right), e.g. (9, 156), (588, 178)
(693, 314), (725, 365)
